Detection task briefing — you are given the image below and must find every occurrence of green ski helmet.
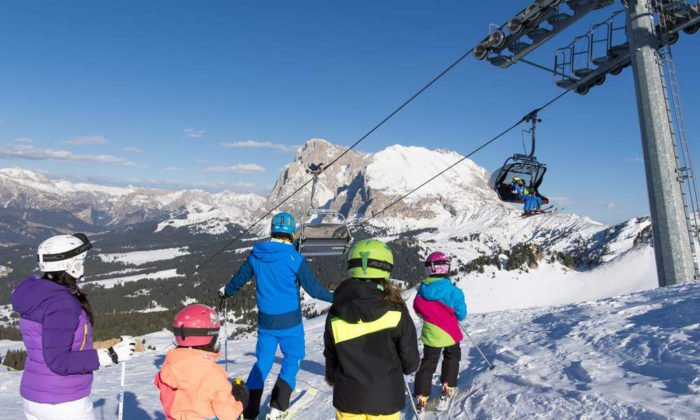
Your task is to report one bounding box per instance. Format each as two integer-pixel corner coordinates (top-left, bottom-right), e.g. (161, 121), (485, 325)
(347, 239), (394, 280)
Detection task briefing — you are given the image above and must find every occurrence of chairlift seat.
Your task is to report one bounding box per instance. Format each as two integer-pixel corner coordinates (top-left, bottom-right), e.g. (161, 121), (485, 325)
(491, 155), (549, 205)
(297, 222), (352, 257)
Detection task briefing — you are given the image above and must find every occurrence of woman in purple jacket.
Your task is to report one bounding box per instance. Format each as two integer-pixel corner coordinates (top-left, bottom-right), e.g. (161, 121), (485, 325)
(11, 233), (136, 420)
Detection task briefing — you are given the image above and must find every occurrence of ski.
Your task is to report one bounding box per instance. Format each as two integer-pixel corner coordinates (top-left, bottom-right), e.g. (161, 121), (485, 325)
(286, 387), (318, 419)
(521, 206), (557, 218)
(435, 386), (457, 412)
(411, 386), (462, 419)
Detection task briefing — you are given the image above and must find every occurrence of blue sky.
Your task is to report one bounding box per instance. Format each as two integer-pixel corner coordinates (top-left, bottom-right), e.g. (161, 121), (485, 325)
(0, 1), (698, 224)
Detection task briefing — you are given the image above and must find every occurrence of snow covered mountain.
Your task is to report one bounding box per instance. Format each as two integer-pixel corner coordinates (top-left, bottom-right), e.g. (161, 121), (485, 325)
(2, 278), (697, 419)
(266, 139), (657, 299)
(1, 138), (659, 307)
(0, 167), (265, 239)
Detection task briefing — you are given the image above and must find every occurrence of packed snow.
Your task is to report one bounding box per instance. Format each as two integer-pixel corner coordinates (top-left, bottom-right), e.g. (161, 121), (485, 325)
(97, 248), (190, 266)
(1, 282), (698, 419)
(456, 246), (657, 314)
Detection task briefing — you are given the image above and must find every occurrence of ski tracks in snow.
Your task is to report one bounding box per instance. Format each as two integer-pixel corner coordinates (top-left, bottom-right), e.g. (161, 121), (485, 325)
(0, 284), (698, 419)
(455, 284), (700, 419)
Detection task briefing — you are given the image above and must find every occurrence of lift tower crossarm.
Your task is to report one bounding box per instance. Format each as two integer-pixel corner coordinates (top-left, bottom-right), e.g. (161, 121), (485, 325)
(482, 0), (616, 68)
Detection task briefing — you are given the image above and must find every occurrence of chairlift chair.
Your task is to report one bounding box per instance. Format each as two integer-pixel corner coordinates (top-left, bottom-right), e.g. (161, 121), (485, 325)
(295, 163), (353, 257)
(491, 112), (550, 205)
(297, 209), (353, 257)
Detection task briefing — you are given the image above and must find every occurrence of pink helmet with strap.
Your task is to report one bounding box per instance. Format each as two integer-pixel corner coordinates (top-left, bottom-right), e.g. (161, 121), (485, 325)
(425, 251), (451, 276)
(173, 304), (220, 347)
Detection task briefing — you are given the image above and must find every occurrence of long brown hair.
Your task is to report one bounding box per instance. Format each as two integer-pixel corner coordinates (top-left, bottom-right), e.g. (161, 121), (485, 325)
(378, 279), (406, 307)
(43, 272), (95, 325)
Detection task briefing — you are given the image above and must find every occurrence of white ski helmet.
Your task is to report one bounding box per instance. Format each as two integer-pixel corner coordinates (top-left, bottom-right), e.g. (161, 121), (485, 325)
(37, 233), (92, 279)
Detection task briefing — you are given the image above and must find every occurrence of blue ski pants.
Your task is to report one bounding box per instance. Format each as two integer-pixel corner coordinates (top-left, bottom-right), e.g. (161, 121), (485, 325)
(247, 326), (305, 391)
(524, 195), (542, 212)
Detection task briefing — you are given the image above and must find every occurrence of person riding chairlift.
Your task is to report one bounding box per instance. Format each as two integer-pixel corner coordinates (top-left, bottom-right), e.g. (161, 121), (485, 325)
(524, 187), (543, 215)
(511, 177), (525, 200)
(512, 178), (542, 215)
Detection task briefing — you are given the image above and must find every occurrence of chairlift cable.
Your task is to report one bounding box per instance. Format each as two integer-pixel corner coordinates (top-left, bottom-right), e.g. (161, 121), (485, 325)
(189, 46), (476, 283)
(355, 89), (572, 228)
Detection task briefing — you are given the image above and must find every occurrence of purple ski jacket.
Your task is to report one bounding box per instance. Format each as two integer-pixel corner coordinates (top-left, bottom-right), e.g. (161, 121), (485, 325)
(11, 276), (100, 404)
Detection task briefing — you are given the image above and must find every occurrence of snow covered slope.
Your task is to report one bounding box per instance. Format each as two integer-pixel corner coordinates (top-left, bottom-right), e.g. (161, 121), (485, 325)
(1, 281), (697, 419)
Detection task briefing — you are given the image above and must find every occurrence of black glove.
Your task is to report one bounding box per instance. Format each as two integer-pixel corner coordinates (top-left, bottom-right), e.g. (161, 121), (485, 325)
(231, 377), (250, 409)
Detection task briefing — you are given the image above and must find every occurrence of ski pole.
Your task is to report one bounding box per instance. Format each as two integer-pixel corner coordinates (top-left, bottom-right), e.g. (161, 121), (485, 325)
(219, 296), (229, 373)
(459, 323), (496, 371)
(224, 299), (229, 373)
(118, 362), (126, 420)
(404, 377), (420, 420)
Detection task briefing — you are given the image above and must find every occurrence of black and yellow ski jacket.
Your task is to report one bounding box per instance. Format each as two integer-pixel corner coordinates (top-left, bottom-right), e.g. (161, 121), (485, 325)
(323, 278), (420, 415)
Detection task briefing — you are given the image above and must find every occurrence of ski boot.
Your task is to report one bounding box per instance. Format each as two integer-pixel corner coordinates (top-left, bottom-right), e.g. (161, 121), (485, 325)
(265, 407), (289, 420)
(416, 395), (429, 414)
(436, 383), (455, 411)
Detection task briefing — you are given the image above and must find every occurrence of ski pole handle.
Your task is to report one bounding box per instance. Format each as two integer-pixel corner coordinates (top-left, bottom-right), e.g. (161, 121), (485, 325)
(459, 323), (496, 371)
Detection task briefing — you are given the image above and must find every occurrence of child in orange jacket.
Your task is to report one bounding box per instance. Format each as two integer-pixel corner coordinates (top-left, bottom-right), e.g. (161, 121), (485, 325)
(154, 304), (248, 420)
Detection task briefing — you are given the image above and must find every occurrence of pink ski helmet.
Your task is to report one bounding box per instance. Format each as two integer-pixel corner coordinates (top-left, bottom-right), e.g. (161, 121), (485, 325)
(173, 304), (220, 347)
(425, 251), (451, 276)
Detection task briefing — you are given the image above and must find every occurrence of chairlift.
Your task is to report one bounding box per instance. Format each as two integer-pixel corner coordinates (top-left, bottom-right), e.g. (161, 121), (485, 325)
(296, 163), (353, 257)
(490, 112), (550, 205)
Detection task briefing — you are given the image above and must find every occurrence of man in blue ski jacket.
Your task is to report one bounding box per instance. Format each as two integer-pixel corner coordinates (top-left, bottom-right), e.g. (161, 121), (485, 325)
(219, 212), (333, 420)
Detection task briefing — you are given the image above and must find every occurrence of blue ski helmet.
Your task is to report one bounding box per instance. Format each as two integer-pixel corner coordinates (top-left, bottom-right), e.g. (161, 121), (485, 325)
(271, 212), (296, 236)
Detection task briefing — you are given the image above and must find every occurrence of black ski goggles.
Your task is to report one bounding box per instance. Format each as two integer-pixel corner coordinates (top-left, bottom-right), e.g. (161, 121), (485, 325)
(39, 233), (93, 263)
(173, 327), (220, 341)
(348, 258), (394, 273)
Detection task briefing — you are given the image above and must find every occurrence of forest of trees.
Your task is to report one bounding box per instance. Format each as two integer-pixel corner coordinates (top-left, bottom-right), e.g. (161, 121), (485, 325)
(0, 224), (427, 343)
(2, 349), (26, 371)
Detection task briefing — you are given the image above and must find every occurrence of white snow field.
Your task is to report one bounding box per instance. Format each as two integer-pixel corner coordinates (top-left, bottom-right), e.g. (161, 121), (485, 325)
(97, 248), (190, 266)
(1, 282), (698, 419)
(83, 269), (183, 289)
(461, 246), (658, 314)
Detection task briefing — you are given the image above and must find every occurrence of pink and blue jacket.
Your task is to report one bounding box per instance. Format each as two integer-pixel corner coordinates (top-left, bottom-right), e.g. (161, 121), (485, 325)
(11, 276), (99, 404)
(413, 277), (467, 348)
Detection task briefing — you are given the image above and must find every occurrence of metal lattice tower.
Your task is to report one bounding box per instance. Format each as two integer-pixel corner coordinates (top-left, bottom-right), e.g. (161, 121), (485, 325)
(653, 0), (700, 277)
(627, 0), (696, 286)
